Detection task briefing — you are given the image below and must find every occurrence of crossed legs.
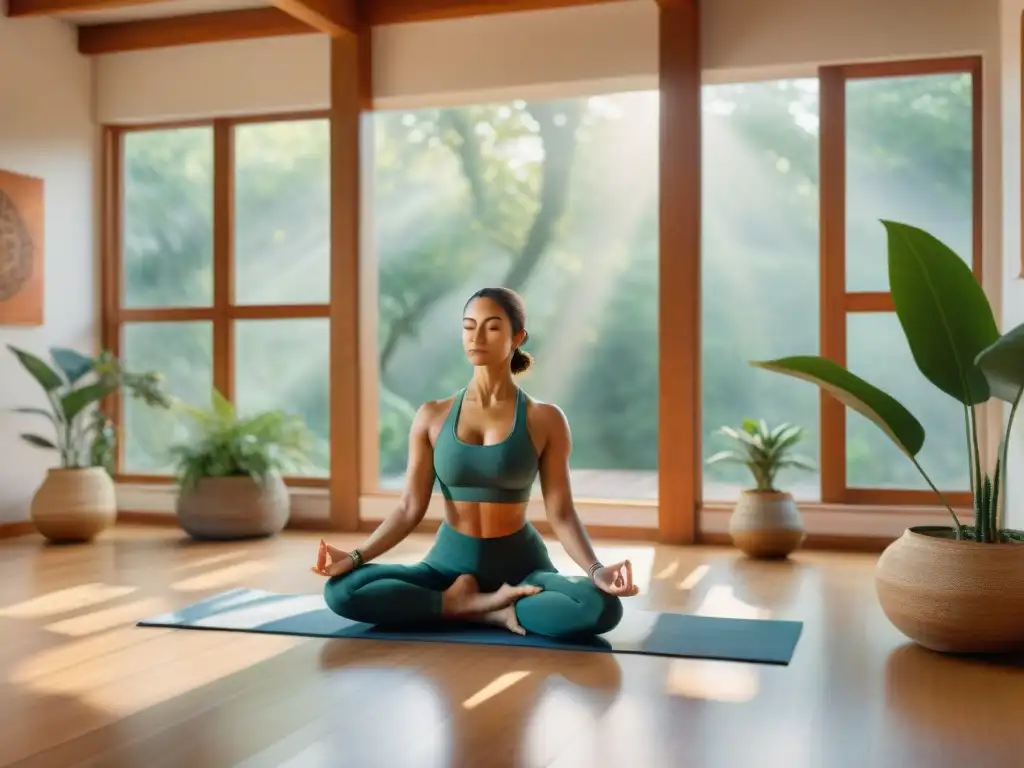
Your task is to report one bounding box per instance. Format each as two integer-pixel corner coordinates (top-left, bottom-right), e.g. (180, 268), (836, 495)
(322, 558), (623, 638)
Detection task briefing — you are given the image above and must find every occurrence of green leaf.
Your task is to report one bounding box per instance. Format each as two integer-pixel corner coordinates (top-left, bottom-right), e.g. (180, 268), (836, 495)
(61, 381), (117, 423)
(20, 433), (57, 450)
(211, 388), (236, 422)
(975, 322), (1024, 404)
(779, 456), (817, 471)
(10, 406), (57, 425)
(169, 387), (314, 487)
(705, 450), (747, 466)
(8, 345), (64, 392)
(750, 355), (925, 457)
(883, 220), (999, 406)
(50, 348), (95, 385)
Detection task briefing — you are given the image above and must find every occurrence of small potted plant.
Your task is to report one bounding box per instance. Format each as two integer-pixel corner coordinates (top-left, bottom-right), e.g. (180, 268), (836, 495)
(707, 419), (815, 559)
(9, 345), (170, 542)
(752, 219), (1024, 655)
(170, 389), (316, 540)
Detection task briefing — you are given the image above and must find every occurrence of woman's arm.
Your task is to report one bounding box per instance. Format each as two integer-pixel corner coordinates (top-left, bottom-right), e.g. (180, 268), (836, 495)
(345, 402), (438, 564)
(536, 404), (603, 574)
(536, 404), (637, 596)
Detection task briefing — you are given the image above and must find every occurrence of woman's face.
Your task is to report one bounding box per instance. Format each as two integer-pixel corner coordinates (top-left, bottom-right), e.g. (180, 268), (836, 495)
(462, 297), (522, 368)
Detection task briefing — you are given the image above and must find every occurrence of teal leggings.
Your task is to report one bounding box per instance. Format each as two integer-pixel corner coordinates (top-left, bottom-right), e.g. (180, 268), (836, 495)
(323, 522), (622, 638)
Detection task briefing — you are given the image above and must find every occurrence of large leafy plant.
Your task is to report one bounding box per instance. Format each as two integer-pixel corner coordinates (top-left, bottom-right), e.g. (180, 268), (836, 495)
(170, 389), (316, 490)
(707, 419), (816, 493)
(752, 221), (1024, 543)
(8, 345), (170, 473)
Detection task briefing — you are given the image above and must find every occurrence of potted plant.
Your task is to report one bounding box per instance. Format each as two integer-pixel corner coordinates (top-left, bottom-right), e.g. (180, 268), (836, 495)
(752, 220), (1024, 654)
(170, 389), (316, 540)
(706, 419), (815, 559)
(8, 345), (170, 542)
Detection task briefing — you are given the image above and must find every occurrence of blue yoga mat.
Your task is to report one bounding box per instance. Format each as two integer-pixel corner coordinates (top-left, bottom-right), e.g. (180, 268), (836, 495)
(138, 587), (803, 665)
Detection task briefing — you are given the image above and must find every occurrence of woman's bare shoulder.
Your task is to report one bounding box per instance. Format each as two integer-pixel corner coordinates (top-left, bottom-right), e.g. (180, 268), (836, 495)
(523, 393), (570, 435)
(412, 394), (460, 432)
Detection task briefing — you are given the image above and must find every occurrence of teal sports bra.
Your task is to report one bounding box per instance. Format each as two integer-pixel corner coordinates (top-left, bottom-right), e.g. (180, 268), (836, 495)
(433, 387), (539, 503)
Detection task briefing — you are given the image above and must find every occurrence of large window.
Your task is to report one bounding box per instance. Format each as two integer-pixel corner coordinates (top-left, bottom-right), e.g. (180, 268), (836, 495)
(103, 57), (981, 530)
(701, 79), (822, 502)
(839, 67), (976, 498)
(702, 59), (980, 506)
(369, 92), (660, 501)
(113, 115), (332, 482)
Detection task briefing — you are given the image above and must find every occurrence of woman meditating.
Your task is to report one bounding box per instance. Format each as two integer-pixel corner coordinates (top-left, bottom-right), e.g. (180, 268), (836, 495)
(311, 287), (638, 638)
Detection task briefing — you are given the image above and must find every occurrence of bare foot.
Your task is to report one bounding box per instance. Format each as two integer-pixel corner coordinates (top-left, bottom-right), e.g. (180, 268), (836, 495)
(478, 605), (526, 636)
(441, 575), (542, 617)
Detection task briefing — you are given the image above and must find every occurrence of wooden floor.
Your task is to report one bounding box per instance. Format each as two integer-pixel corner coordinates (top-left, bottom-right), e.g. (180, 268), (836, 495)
(1, 526), (1022, 768)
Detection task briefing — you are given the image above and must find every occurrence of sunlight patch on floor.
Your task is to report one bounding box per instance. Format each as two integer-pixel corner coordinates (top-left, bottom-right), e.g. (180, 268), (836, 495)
(0, 583), (137, 619)
(694, 584), (769, 620)
(8, 625), (170, 684)
(665, 659), (760, 703)
(44, 596), (172, 637)
(654, 561), (679, 580)
(678, 564), (710, 591)
(171, 561), (273, 592)
(463, 670), (532, 709)
(84, 635), (303, 716)
(524, 684), (605, 764)
(170, 549), (251, 573)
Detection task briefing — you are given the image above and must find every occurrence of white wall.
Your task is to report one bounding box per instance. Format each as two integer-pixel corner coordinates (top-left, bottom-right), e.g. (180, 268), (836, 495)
(1000, 0), (1024, 531)
(0, 15), (97, 524)
(702, 0), (995, 76)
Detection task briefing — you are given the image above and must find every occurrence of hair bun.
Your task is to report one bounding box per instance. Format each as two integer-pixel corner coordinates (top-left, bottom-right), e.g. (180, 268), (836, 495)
(511, 347), (534, 375)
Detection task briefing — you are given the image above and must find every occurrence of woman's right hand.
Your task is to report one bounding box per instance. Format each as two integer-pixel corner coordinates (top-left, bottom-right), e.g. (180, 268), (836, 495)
(310, 539), (355, 578)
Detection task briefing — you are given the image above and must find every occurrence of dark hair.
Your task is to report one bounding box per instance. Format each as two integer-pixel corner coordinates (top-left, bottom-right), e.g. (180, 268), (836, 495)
(464, 287), (534, 375)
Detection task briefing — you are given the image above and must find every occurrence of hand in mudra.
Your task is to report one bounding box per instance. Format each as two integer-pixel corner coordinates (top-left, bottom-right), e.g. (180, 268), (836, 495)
(311, 539), (354, 578)
(592, 559), (639, 597)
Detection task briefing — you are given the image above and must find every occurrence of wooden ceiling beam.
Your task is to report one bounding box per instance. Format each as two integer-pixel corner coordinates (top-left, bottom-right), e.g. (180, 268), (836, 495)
(74, 0), (635, 55)
(78, 7), (316, 55)
(272, 0), (360, 37)
(360, 0), (628, 26)
(5, 0), (162, 17)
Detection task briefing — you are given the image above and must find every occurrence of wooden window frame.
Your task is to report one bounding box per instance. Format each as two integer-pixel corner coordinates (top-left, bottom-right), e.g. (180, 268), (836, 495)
(103, 110), (332, 491)
(817, 56), (984, 508)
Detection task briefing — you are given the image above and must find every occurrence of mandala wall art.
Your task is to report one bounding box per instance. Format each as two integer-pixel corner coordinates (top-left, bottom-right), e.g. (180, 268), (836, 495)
(0, 169), (44, 326)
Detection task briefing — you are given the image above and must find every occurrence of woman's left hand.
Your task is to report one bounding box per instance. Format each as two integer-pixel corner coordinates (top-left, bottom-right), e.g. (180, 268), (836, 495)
(592, 559), (639, 596)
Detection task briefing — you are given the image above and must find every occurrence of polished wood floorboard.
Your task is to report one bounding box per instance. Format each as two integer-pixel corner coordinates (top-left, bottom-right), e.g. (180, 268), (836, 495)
(1, 525), (1021, 767)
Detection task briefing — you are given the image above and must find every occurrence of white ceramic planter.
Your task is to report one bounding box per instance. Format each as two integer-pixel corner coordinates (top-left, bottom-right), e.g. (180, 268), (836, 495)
(728, 490), (806, 559)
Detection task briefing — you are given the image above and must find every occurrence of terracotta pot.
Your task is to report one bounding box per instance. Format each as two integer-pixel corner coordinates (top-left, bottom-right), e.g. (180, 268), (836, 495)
(176, 473), (290, 540)
(30, 467), (117, 543)
(875, 526), (1024, 654)
(728, 490), (806, 559)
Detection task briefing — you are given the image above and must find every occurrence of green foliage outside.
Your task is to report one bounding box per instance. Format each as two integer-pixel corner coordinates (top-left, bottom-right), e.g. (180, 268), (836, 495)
(116, 74), (975, 502)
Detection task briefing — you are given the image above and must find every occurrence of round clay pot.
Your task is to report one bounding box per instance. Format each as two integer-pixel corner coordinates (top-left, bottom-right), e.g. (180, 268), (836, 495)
(875, 526), (1024, 654)
(176, 473), (290, 540)
(728, 490), (806, 559)
(30, 467), (117, 543)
